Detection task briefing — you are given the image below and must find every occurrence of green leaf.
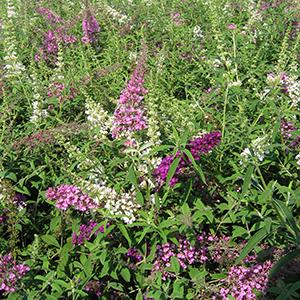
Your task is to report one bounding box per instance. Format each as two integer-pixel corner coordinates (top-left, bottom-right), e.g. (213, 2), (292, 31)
(0, 171), (17, 182)
(170, 256), (180, 274)
(100, 261), (110, 278)
(272, 198), (300, 237)
(172, 279), (184, 298)
(128, 164), (138, 188)
(166, 156), (181, 186)
(109, 282), (124, 292)
(120, 267), (131, 282)
(241, 165), (254, 197)
(232, 226), (248, 239)
(269, 249), (300, 278)
(189, 268), (207, 281)
(211, 273), (227, 280)
(136, 291), (143, 300)
(235, 227), (268, 264)
(183, 149), (206, 184)
(41, 235), (60, 248)
(118, 224), (132, 247)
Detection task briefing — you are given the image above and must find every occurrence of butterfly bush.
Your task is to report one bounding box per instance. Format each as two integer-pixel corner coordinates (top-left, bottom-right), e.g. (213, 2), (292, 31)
(0, 254), (30, 293)
(3, 0), (26, 79)
(220, 261), (273, 300)
(112, 55), (148, 142)
(152, 239), (201, 280)
(72, 220), (105, 245)
(46, 184), (98, 212)
(36, 7), (63, 25)
(153, 131), (221, 186)
(104, 188), (141, 224)
(240, 135), (270, 165)
(281, 119), (300, 149)
(85, 97), (112, 140)
(81, 11), (100, 44)
(104, 5), (130, 25)
(267, 72), (300, 106)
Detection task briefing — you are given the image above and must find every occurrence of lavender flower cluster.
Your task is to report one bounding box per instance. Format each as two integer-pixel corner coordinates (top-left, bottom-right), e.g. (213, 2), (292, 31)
(220, 261), (272, 300)
(153, 131), (221, 186)
(72, 220), (104, 245)
(0, 254), (30, 293)
(112, 58), (148, 141)
(46, 184), (98, 212)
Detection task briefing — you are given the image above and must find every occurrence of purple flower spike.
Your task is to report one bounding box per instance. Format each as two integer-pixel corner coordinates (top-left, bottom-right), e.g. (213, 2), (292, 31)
(112, 56), (148, 141)
(153, 131), (221, 186)
(81, 12), (100, 44)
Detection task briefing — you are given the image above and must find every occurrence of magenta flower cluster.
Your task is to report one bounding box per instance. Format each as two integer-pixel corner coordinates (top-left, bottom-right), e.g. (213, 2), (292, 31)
(72, 220), (104, 245)
(112, 60), (148, 140)
(281, 119), (300, 148)
(84, 279), (102, 297)
(152, 238), (206, 280)
(0, 253), (30, 293)
(35, 29), (76, 62)
(220, 261), (272, 300)
(82, 12), (100, 44)
(46, 185), (98, 212)
(153, 131), (221, 186)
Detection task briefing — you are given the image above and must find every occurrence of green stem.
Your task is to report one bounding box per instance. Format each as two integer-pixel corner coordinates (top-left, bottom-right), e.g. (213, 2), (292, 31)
(222, 86), (229, 140)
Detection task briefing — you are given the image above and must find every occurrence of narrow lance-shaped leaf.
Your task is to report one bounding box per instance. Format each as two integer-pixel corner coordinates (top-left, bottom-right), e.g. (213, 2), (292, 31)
(183, 149), (206, 184)
(235, 227), (269, 264)
(166, 156), (181, 186)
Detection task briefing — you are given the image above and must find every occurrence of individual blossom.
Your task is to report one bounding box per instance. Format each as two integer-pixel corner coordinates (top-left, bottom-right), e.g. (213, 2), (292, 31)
(81, 11), (100, 44)
(0, 253), (30, 293)
(219, 261), (273, 300)
(112, 54), (148, 142)
(72, 220), (105, 245)
(46, 184), (98, 212)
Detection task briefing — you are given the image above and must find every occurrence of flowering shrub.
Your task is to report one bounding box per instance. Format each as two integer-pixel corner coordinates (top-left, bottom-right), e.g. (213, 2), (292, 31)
(1, 0), (300, 299)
